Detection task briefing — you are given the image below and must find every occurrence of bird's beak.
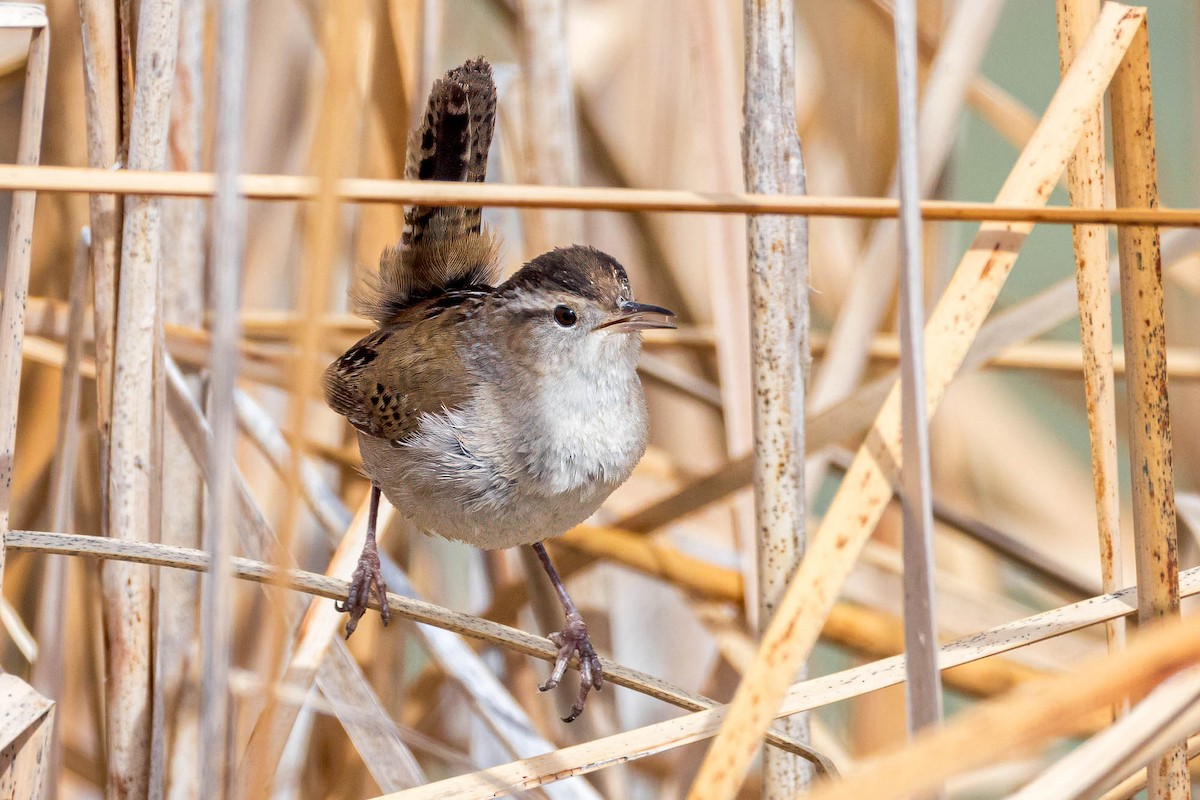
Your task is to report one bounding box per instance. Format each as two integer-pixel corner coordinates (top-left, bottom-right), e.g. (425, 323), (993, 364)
(596, 300), (677, 334)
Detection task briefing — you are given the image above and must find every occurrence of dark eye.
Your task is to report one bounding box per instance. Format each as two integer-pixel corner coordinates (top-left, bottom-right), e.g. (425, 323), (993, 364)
(553, 305), (577, 327)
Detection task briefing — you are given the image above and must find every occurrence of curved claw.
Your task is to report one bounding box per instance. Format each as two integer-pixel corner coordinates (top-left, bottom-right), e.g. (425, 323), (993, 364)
(339, 546), (390, 639)
(539, 612), (604, 722)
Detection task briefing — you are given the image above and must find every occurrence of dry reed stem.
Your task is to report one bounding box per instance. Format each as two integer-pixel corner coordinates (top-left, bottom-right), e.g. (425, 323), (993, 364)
(822, 334), (1200, 381)
(0, 673), (54, 797)
(891, 0), (943, 742)
(805, 612), (1200, 800)
(316, 642), (428, 791)
(742, 0), (810, 790)
(9, 163), (1200, 226)
(372, 555), (1192, 799)
(104, 2), (180, 795)
(686, 7), (1147, 796)
(5, 528), (811, 759)
(77, 0), (123, 541)
(1109, 15), (1188, 797)
(0, 7), (48, 595)
(1057, 0), (1125, 668)
(29, 230), (89, 790)
(1098, 736), (1200, 800)
(861, 0), (1041, 150)
(1008, 666), (1200, 799)
(13, 526), (1197, 795)
(156, 0), (206, 792)
(198, 0), (246, 791)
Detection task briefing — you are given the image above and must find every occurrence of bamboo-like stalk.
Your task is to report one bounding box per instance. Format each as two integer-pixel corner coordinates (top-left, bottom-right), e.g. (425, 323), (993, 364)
(77, 0), (124, 546)
(197, 0), (246, 792)
(103, 2), (180, 796)
(9, 163), (1200, 225)
(1109, 15), (1188, 798)
(1056, 0), (1125, 669)
(0, 6), (48, 596)
(891, 0), (942, 743)
(29, 230), (89, 792)
(1097, 736), (1200, 800)
(6, 528), (814, 760)
(155, 0), (206, 794)
(687, 8), (1147, 797)
(741, 0), (810, 791)
(0, 673), (55, 796)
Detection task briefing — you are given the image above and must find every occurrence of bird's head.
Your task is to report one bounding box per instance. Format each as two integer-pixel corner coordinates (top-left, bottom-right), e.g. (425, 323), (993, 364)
(492, 246), (675, 375)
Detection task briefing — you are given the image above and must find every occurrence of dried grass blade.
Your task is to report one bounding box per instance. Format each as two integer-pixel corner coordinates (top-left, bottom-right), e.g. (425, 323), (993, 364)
(742, 0), (811, 789)
(197, 0), (247, 791)
(29, 230), (90, 790)
(0, 11), (49, 590)
(891, 0), (943, 743)
(1109, 14), (1188, 796)
(1056, 0), (1125, 668)
(685, 7), (1148, 797)
(104, 3), (181, 794)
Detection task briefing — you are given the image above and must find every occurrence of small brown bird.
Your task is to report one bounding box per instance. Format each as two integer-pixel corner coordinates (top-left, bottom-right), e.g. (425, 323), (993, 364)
(323, 58), (674, 721)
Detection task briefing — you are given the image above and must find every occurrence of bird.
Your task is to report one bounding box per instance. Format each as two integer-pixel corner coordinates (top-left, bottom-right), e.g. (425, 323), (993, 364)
(322, 57), (675, 721)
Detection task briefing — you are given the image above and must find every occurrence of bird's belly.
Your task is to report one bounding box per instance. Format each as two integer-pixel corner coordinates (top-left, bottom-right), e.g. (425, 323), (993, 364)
(357, 427), (625, 550)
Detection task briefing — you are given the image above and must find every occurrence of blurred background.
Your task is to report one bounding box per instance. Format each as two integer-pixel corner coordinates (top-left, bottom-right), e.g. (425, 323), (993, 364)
(1, 0), (1199, 797)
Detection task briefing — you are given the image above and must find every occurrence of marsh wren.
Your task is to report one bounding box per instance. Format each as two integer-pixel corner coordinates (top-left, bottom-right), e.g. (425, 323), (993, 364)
(323, 58), (674, 721)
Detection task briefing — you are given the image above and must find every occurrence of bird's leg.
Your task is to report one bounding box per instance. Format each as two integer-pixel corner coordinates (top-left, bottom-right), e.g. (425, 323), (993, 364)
(530, 541), (603, 722)
(335, 485), (390, 638)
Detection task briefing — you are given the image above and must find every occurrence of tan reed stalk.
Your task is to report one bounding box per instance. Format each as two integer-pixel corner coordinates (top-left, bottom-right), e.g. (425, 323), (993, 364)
(0, 3), (48, 597)
(1057, 0), (1125, 672)
(29, 230), (90, 790)
(103, 2), (180, 795)
(155, 0), (206, 794)
(6, 527), (814, 761)
(0, 673), (55, 795)
(195, 0), (247, 792)
(1109, 14), (1189, 797)
(741, 0), (811, 791)
(686, 7), (1148, 797)
(10, 163), (1200, 226)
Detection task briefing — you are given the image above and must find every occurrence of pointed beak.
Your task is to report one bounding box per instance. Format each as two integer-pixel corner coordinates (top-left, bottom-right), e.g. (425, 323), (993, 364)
(596, 300), (677, 334)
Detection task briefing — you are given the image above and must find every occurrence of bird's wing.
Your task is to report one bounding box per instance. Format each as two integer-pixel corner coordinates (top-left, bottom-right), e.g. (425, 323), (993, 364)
(322, 299), (476, 443)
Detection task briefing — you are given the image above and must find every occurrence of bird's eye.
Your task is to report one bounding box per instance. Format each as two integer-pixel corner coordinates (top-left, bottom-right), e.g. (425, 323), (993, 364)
(553, 305), (578, 327)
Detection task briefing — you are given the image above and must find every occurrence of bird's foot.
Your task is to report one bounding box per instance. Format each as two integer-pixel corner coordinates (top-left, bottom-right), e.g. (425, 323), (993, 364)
(334, 540), (390, 638)
(539, 611), (603, 722)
